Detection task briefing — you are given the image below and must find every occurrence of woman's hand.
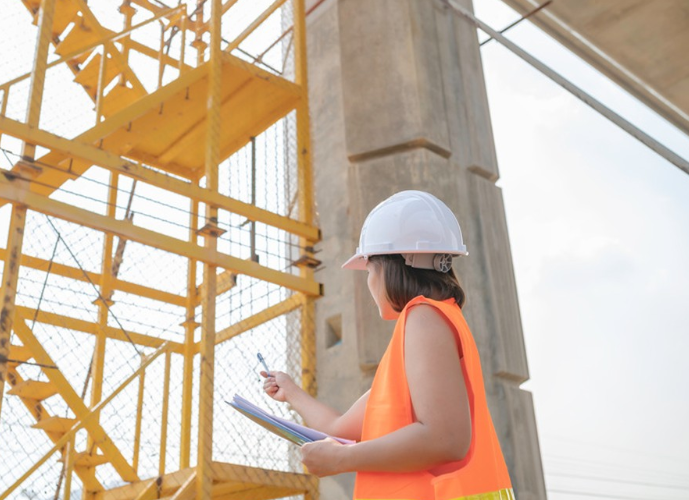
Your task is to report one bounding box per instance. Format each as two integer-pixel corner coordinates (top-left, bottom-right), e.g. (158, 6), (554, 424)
(261, 370), (297, 403)
(301, 438), (351, 477)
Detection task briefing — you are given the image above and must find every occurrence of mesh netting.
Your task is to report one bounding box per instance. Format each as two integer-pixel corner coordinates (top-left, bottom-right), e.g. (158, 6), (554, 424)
(1, 1), (315, 498)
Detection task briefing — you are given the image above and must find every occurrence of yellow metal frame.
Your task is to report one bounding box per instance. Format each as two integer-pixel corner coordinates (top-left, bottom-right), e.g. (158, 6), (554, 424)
(0, 0), (321, 499)
(0, 0), (55, 421)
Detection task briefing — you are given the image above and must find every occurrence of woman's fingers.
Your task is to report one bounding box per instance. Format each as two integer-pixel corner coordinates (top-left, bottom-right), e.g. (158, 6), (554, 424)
(262, 373), (281, 399)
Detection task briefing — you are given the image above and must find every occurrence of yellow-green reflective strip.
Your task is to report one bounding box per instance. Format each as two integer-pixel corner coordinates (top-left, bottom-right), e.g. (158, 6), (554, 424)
(356, 488), (515, 500)
(450, 489), (515, 500)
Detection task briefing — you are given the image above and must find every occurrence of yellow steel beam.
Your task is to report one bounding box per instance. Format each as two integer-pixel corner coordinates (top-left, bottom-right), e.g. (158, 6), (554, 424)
(210, 294), (304, 349)
(88, 172), (118, 464)
(0, 177), (322, 296)
(196, 268), (236, 306)
(21, 0), (56, 161)
(293, 0), (319, 399)
(0, 115), (320, 241)
(171, 471), (196, 500)
(0, 0), (56, 420)
(0, 203), (28, 420)
(132, 354), (145, 474)
(64, 435), (76, 500)
(197, 0), (222, 495)
(132, 479), (158, 500)
(200, 0), (240, 33)
(157, 21), (166, 89)
(101, 468), (196, 500)
(94, 46), (109, 122)
(224, 0), (288, 54)
(179, 14), (188, 74)
(223, 52), (300, 98)
(16, 306), (186, 354)
(210, 484), (302, 499)
(119, 0), (136, 87)
(119, 36), (194, 74)
(100, 464), (314, 500)
(72, 0), (148, 97)
(166, 9), (186, 30)
(0, 87), (8, 143)
(180, 198), (198, 469)
(0, 247), (186, 307)
(192, 0), (206, 66)
(159, 350), (171, 475)
(223, 50), (303, 96)
(210, 462), (316, 490)
(8, 316), (142, 491)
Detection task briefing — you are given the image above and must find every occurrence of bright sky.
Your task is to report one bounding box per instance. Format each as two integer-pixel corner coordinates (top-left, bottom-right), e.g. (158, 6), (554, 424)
(474, 1), (689, 499)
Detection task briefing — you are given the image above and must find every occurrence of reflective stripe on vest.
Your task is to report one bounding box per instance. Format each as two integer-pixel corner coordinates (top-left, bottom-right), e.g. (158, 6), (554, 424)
(356, 488), (516, 500)
(354, 296), (513, 500)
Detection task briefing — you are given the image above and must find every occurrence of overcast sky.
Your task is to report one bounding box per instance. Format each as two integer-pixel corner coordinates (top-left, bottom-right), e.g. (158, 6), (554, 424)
(474, 1), (689, 499)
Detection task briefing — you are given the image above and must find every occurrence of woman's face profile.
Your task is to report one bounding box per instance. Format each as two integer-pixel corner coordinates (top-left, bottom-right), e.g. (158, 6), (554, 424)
(366, 260), (399, 321)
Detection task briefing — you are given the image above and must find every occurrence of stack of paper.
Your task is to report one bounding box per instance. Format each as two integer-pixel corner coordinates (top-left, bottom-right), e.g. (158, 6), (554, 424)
(227, 395), (355, 446)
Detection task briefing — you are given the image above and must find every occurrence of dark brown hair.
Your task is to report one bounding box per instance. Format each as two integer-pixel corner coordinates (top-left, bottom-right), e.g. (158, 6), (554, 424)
(368, 254), (466, 312)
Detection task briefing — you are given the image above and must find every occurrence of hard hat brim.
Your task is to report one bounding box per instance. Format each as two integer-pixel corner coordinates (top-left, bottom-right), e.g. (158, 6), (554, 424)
(341, 253), (368, 270)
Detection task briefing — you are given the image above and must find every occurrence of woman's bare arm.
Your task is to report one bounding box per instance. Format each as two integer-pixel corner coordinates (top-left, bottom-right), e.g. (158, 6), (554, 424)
(263, 371), (369, 441)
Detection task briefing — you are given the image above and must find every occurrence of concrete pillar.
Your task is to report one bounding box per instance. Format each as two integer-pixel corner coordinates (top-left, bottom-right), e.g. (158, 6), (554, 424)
(307, 1), (546, 498)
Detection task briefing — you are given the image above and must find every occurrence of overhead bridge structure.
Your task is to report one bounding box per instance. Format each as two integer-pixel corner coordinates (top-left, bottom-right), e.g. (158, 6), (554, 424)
(0, 1), (319, 499)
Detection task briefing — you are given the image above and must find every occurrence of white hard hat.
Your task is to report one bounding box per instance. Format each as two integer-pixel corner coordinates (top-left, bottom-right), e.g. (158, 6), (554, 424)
(342, 190), (468, 272)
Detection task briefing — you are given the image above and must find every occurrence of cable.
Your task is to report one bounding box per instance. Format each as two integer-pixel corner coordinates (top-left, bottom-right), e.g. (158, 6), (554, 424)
(30, 236), (60, 331)
(545, 454), (689, 483)
(547, 471), (689, 492)
(20, 276), (96, 299)
(480, 0), (552, 46)
(2, 148), (311, 255)
(2, 167), (192, 233)
(17, 292), (99, 315)
(45, 216), (142, 356)
(547, 488), (677, 500)
(544, 433), (689, 465)
(2, 145), (312, 254)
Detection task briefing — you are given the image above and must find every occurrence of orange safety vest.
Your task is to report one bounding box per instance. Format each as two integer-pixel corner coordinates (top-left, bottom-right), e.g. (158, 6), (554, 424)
(354, 295), (514, 500)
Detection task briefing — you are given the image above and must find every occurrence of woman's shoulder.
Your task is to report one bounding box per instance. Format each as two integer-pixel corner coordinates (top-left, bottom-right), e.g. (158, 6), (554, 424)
(403, 295), (458, 313)
(403, 301), (462, 361)
(405, 299), (456, 334)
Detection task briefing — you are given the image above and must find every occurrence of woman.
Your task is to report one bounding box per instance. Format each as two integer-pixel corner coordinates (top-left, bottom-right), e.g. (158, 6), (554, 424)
(262, 191), (514, 500)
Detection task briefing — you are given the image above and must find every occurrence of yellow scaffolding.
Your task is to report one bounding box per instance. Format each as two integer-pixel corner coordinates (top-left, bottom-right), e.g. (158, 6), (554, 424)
(0, 0), (320, 499)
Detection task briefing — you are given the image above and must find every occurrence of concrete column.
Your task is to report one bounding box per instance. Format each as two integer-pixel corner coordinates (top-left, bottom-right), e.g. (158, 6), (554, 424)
(307, 0), (546, 498)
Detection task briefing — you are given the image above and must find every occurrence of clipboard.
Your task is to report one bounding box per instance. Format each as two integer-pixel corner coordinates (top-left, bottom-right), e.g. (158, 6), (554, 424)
(227, 395), (355, 446)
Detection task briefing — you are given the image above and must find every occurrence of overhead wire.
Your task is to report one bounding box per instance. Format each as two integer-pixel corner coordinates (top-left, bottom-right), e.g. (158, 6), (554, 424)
(546, 488), (681, 500)
(45, 216), (143, 356)
(544, 453), (689, 484)
(544, 433), (689, 465)
(18, 258), (188, 340)
(1, 146), (311, 255)
(546, 471), (689, 492)
(1, 167), (304, 268)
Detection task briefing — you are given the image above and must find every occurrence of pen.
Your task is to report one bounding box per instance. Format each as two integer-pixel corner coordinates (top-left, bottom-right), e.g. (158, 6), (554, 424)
(257, 352), (272, 377)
